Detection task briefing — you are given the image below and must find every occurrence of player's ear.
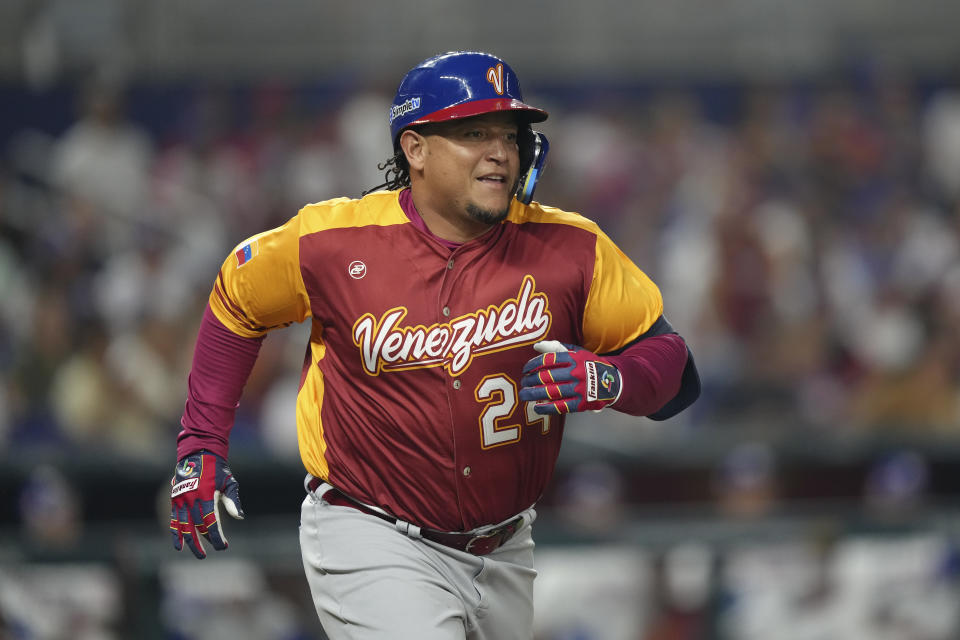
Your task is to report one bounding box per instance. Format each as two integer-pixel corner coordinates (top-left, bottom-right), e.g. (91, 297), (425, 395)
(399, 129), (427, 171)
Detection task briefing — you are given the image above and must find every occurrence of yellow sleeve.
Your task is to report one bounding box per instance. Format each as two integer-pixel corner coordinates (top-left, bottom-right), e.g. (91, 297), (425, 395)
(209, 213), (312, 338)
(582, 230), (663, 354)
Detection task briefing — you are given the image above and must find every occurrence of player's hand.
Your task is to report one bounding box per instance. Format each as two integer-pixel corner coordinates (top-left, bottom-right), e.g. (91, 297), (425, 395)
(169, 451), (244, 559)
(519, 341), (622, 415)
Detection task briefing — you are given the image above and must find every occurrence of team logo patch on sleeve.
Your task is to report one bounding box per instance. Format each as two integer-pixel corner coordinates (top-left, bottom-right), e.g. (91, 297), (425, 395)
(235, 240), (260, 267)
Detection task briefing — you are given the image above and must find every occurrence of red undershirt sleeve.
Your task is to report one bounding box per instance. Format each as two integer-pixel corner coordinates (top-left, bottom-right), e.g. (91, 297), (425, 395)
(176, 305), (265, 459)
(606, 333), (689, 417)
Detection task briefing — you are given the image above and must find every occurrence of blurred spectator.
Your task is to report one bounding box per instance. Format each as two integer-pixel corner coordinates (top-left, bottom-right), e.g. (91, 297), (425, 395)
(6, 284), (74, 444)
(532, 546), (653, 640)
(159, 560), (313, 640)
(48, 320), (114, 444)
(0, 563), (121, 639)
(335, 78), (396, 196)
(555, 460), (626, 534)
(49, 77), (154, 258)
(714, 442), (778, 519)
(828, 535), (960, 639)
(18, 464), (82, 548)
(863, 449), (930, 518)
(923, 90), (960, 203)
(718, 539), (834, 640)
(644, 542), (714, 640)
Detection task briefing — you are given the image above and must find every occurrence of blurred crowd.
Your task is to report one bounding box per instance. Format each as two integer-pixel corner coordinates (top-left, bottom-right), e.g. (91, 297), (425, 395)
(2, 68), (960, 461)
(544, 74), (960, 438)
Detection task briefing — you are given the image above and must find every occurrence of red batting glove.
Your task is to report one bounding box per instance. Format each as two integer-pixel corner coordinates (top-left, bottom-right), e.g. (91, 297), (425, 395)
(169, 451), (244, 559)
(519, 341), (623, 415)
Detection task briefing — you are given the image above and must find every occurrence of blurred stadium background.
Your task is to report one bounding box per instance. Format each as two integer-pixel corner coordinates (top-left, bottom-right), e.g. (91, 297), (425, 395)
(3, 1), (960, 638)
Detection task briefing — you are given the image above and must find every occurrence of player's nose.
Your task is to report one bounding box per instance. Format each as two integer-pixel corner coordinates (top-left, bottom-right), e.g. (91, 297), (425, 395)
(485, 133), (513, 163)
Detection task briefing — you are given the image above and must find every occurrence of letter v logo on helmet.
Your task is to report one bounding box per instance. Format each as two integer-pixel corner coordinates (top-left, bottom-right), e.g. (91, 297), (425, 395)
(486, 63), (504, 95)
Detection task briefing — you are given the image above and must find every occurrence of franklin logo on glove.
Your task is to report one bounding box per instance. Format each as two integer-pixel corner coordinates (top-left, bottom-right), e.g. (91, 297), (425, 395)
(171, 477), (198, 497)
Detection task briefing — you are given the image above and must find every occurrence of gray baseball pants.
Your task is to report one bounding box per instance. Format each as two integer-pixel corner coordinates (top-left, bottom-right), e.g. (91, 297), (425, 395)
(299, 487), (537, 639)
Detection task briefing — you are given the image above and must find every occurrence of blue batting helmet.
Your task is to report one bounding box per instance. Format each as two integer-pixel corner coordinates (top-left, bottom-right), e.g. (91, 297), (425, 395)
(388, 51), (548, 149)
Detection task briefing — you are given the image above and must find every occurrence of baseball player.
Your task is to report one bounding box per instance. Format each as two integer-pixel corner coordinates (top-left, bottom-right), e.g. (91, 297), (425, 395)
(169, 51), (700, 639)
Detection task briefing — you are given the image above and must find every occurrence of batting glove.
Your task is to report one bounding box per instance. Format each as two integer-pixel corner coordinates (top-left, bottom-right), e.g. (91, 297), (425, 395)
(169, 451), (244, 559)
(519, 341), (622, 415)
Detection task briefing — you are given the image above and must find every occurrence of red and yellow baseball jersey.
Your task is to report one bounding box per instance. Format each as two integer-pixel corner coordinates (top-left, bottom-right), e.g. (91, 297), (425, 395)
(209, 190), (663, 531)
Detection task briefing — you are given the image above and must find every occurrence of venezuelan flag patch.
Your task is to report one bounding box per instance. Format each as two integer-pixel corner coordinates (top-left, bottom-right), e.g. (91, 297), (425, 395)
(235, 240), (259, 267)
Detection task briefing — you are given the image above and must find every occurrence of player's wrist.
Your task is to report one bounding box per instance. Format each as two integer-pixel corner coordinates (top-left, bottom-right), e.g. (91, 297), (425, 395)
(176, 436), (230, 462)
(588, 357), (622, 410)
(606, 362), (624, 409)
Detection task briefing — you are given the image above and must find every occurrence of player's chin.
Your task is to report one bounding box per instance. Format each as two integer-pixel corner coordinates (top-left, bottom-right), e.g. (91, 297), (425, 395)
(467, 188), (512, 223)
(465, 201), (510, 225)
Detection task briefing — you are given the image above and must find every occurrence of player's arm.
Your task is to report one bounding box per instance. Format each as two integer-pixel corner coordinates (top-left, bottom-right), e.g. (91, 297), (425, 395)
(170, 214), (312, 559)
(519, 229), (699, 418)
(603, 317), (698, 419)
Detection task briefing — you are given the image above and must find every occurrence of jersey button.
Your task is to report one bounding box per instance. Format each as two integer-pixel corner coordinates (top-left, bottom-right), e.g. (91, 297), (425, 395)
(462, 466), (471, 477)
(442, 306), (450, 317)
(447, 259), (455, 270)
(453, 379), (462, 390)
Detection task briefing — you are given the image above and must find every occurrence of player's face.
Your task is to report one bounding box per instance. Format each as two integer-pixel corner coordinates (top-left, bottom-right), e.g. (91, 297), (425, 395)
(417, 112), (521, 232)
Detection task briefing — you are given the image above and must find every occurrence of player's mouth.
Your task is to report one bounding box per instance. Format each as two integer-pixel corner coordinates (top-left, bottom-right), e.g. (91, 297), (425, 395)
(476, 174), (509, 189)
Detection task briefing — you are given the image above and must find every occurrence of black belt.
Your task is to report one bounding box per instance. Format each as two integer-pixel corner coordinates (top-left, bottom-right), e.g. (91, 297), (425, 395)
(306, 477), (523, 556)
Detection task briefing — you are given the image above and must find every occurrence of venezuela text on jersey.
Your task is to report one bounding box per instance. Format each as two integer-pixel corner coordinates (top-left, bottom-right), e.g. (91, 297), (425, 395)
(352, 275), (552, 376)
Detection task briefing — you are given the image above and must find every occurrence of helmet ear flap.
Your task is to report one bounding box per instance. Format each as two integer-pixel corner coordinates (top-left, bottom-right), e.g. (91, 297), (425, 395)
(518, 125), (535, 175)
(516, 127), (549, 205)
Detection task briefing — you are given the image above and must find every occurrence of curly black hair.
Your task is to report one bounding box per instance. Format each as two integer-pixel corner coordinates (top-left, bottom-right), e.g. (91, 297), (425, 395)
(362, 150), (410, 196)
